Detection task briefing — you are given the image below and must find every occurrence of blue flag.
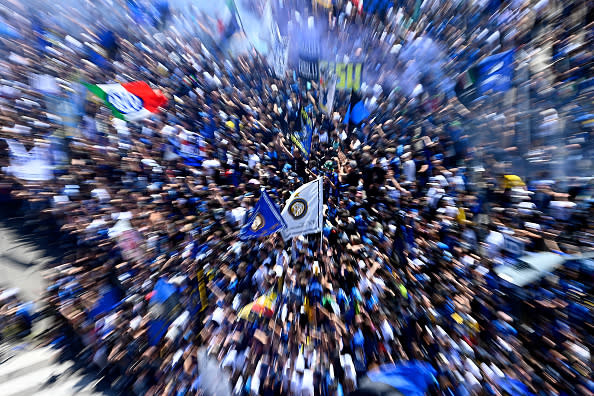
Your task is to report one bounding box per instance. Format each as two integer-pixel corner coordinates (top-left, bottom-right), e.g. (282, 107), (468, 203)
(239, 190), (286, 240)
(88, 287), (122, 320)
(362, 361), (438, 396)
(290, 105), (314, 159)
(167, 136), (203, 167)
(147, 278), (180, 346)
(350, 100), (370, 125)
(343, 104), (351, 125)
(496, 377), (535, 396)
(224, 15), (240, 40)
(364, 0), (392, 14)
(477, 50), (514, 94)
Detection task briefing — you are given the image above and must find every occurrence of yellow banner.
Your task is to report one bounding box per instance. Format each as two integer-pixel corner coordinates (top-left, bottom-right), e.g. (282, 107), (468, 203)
(319, 61), (362, 91)
(316, 0), (333, 8)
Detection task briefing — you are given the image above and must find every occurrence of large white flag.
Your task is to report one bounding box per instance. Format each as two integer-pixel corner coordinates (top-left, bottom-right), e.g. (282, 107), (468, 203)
(281, 178), (323, 240)
(3, 139), (54, 181)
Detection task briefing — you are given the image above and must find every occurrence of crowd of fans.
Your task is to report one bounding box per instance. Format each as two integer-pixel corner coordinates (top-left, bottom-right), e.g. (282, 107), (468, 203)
(0, 0), (592, 395)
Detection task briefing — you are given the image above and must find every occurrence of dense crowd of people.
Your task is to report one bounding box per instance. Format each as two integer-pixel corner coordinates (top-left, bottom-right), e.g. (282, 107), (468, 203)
(0, 0), (592, 395)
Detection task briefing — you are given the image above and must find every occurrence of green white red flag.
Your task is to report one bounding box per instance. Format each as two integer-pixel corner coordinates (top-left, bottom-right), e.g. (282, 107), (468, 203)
(83, 81), (167, 121)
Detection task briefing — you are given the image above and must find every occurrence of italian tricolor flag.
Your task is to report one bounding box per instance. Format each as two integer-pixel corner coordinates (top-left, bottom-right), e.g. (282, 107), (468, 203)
(83, 81), (167, 121)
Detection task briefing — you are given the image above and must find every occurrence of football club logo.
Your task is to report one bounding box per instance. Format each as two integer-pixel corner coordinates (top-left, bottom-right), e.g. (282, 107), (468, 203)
(107, 91), (143, 114)
(289, 198), (308, 219)
(251, 214), (265, 231)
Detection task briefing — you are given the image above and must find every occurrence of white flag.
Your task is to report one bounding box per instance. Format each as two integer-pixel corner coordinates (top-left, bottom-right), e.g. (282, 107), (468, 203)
(3, 139), (53, 181)
(281, 178), (323, 240)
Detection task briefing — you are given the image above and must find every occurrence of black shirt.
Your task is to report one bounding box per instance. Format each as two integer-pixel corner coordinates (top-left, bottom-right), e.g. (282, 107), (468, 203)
(293, 156), (308, 179)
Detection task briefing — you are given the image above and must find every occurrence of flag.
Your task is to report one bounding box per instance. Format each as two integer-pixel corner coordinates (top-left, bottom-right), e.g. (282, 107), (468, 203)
(221, 7), (240, 40)
(495, 376), (536, 396)
(477, 50), (514, 94)
(98, 30), (118, 59)
(219, 0), (240, 41)
(167, 134), (203, 166)
(3, 139), (54, 181)
(320, 73), (336, 115)
(355, 361), (437, 396)
(239, 190), (287, 240)
(83, 81), (167, 121)
(226, 0), (238, 13)
(147, 278), (180, 346)
(281, 178), (323, 240)
(88, 286), (122, 320)
(343, 90), (369, 131)
(455, 66), (479, 107)
(364, 0), (391, 14)
(297, 33), (320, 80)
(291, 104), (314, 159)
(350, 100), (370, 125)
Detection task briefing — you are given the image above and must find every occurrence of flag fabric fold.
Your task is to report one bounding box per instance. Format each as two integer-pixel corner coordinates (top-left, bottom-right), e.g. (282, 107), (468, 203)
(477, 49), (514, 94)
(343, 90), (369, 131)
(280, 178), (323, 240)
(320, 74), (336, 115)
(239, 189), (287, 240)
(291, 104), (314, 159)
(84, 81), (167, 121)
(3, 139), (54, 181)
(356, 361), (438, 396)
(147, 278), (180, 346)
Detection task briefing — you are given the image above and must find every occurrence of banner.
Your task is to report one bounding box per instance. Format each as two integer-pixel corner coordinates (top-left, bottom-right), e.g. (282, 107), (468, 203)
(168, 135), (202, 167)
(261, 0), (288, 77)
(503, 233), (525, 257)
(297, 36), (320, 81)
(477, 50), (514, 94)
(281, 178), (323, 240)
(316, 0), (333, 8)
(272, 37), (289, 77)
(319, 61), (362, 91)
(290, 105), (314, 159)
(239, 190), (287, 240)
(319, 62), (337, 114)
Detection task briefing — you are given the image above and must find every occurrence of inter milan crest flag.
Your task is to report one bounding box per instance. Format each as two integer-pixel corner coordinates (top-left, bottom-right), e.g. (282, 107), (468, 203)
(281, 178), (323, 240)
(84, 81), (167, 121)
(239, 190), (287, 240)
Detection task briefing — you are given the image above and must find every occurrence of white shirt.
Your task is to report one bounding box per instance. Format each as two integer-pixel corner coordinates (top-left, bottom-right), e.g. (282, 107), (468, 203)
(380, 319), (394, 342)
(486, 230), (505, 256)
(230, 206), (247, 226)
(248, 153), (260, 169)
(404, 159), (416, 182)
(161, 125), (176, 137)
(276, 249), (290, 268)
(341, 354), (357, 386)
